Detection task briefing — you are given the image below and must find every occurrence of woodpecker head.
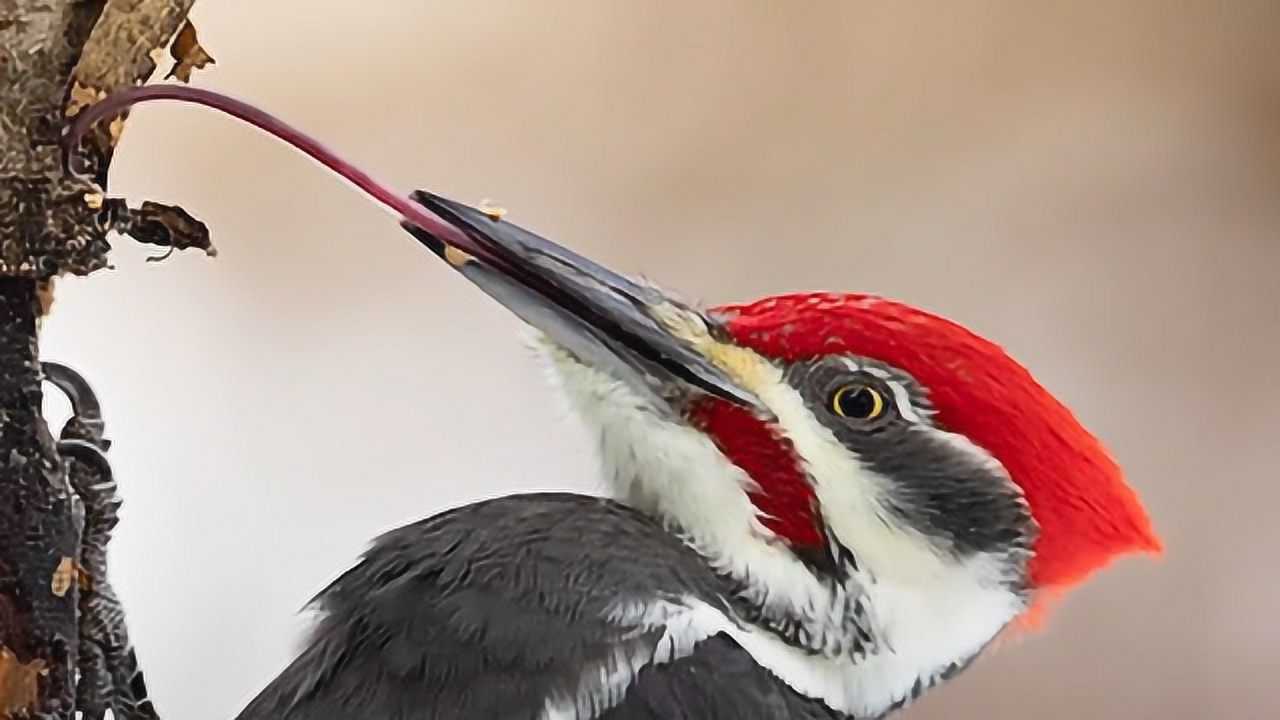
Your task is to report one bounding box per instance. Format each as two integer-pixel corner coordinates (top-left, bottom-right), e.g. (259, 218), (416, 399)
(401, 190), (1158, 584)
(65, 86), (1162, 718)
(396, 192), (1161, 714)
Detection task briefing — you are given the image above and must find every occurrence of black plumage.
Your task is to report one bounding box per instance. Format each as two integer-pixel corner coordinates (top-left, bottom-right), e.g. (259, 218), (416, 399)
(236, 493), (850, 720)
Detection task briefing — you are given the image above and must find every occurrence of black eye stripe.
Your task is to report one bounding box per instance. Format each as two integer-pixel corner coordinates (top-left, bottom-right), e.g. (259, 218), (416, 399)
(782, 355), (1034, 559)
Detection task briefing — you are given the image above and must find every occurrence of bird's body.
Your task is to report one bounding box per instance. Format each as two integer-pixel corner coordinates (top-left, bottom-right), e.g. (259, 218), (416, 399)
(238, 494), (851, 720)
(64, 87), (1161, 720)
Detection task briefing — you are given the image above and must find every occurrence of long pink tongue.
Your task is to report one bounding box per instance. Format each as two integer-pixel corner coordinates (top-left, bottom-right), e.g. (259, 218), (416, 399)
(63, 84), (478, 255)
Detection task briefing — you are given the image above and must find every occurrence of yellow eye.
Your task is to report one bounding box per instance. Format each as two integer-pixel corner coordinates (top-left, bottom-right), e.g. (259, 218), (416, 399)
(831, 384), (885, 420)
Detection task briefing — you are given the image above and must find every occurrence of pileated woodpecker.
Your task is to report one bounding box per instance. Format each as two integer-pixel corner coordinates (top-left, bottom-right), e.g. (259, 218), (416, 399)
(67, 87), (1160, 720)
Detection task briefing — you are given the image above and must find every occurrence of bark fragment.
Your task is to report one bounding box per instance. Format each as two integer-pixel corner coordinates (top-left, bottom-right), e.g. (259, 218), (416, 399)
(166, 19), (213, 83)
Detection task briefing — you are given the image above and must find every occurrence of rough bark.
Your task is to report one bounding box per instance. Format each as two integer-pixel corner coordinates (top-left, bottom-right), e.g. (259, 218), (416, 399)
(0, 279), (69, 718)
(0, 1), (201, 716)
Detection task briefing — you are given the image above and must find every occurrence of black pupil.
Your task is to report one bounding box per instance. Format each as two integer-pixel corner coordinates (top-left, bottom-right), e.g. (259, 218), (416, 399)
(838, 386), (877, 418)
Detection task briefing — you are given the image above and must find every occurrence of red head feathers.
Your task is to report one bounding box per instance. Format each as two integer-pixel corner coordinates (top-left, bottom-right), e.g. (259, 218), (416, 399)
(713, 292), (1162, 592)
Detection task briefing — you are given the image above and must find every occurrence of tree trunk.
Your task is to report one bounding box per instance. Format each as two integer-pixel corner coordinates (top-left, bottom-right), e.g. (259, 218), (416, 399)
(0, 1), (204, 716)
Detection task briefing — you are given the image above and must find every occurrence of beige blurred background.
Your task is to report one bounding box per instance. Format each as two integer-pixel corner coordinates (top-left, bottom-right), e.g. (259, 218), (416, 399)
(38, 1), (1278, 718)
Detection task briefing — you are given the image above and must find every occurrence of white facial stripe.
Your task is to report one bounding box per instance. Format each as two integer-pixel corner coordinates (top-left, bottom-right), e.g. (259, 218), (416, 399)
(886, 380), (923, 423)
(538, 339), (838, 617)
(747, 363), (1029, 691)
(746, 378), (1025, 712)
(752, 378), (939, 579)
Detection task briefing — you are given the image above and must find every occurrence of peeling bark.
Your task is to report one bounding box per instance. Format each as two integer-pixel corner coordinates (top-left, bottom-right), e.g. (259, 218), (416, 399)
(0, 0), (199, 716)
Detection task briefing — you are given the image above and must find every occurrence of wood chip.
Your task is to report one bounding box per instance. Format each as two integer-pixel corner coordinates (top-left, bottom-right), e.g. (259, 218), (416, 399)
(443, 245), (474, 267)
(65, 81), (106, 118)
(0, 647), (47, 716)
(36, 278), (55, 318)
(478, 199), (507, 221)
(108, 116), (126, 146)
(167, 20), (215, 83)
(50, 556), (74, 597)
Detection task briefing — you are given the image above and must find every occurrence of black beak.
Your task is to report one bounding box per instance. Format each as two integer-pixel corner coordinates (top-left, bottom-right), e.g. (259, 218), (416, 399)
(400, 191), (763, 414)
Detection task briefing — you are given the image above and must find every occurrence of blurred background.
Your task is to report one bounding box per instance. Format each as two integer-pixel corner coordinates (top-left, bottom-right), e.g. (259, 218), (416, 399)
(40, 1), (1277, 718)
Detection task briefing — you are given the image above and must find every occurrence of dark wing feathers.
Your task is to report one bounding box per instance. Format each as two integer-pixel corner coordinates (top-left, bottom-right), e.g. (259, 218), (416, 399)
(235, 493), (846, 720)
(599, 634), (846, 720)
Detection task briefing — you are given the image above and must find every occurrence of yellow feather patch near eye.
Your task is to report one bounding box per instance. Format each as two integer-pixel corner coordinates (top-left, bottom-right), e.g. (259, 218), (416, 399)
(650, 301), (781, 394)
